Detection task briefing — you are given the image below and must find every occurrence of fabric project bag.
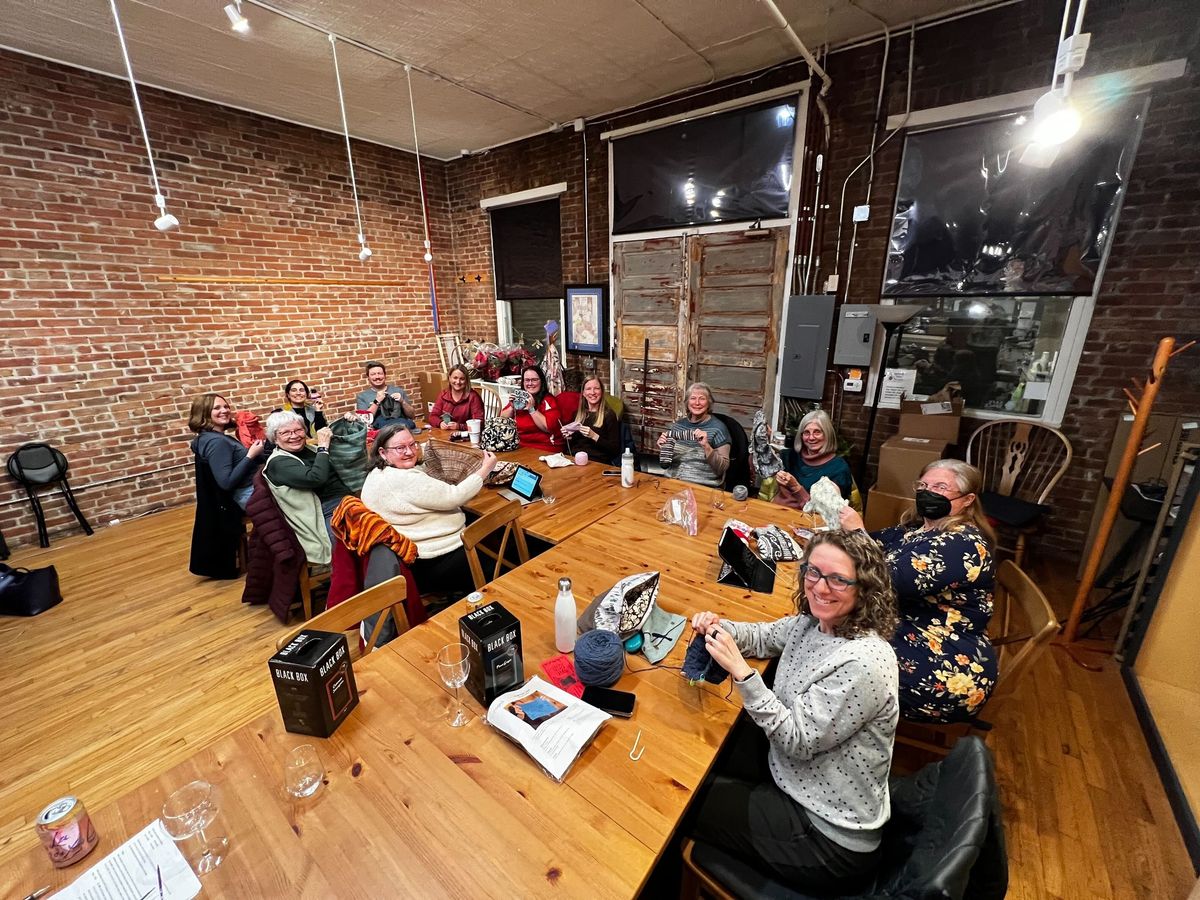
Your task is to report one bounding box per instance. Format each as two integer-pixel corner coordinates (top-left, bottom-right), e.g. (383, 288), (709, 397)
(716, 526), (775, 594)
(328, 417), (369, 493)
(0, 563), (63, 616)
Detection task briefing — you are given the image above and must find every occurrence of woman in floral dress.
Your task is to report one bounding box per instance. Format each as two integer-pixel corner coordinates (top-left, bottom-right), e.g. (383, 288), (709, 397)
(841, 459), (997, 723)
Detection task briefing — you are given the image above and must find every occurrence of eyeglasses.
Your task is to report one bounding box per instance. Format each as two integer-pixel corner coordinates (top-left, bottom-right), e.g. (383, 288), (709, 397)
(912, 480), (963, 498)
(274, 428), (306, 438)
(382, 443), (416, 455)
(801, 563), (858, 593)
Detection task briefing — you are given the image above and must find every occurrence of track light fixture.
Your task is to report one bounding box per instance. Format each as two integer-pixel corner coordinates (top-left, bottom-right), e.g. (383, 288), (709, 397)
(329, 35), (372, 262)
(1022, 0), (1090, 166)
(224, 1), (250, 34)
(107, 0), (179, 232)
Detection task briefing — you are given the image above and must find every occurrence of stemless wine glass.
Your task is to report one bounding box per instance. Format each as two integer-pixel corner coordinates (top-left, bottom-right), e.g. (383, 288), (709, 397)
(437, 642), (471, 727)
(285, 744), (324, 799)
(161, 781), (229, 874)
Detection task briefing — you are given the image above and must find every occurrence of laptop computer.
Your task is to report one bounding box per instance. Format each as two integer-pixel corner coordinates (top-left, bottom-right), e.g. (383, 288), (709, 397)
(496, 465), (544, 506)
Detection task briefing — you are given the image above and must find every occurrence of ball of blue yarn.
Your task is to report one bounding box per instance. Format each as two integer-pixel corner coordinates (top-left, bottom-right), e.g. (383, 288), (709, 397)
(574, 629), (625, 687)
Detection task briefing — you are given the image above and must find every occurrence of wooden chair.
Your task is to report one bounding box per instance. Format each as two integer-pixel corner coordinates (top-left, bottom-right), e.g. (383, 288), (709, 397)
(478, 383), (503, 420)
(276, 574), (410, 655)
(297, 564), (331, 621)
(896, 559), (1059, 759)
(461, 500), (530, 590)
(966, 418), (1072, 566)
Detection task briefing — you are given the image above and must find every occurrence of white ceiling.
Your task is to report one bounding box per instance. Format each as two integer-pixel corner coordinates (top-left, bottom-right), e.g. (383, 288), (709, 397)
(0, 0), (989, 160)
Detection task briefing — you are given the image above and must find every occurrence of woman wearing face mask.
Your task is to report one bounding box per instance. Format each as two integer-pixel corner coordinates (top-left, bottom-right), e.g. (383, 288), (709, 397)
(774, 409), (852, 509)
(840, 459), (997, 723)
(563, 377), (621, 462)
(278, 379), (328, 443)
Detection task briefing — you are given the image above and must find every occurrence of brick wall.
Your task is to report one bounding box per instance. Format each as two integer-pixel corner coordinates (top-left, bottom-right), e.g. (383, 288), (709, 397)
(3, 0), (1196, 557)
(0, 52), (489, 546)
(443, 0), (1199, 561)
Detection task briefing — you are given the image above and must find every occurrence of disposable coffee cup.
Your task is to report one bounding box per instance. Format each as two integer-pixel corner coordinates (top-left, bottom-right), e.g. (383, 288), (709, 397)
(467, 419), (482, 446)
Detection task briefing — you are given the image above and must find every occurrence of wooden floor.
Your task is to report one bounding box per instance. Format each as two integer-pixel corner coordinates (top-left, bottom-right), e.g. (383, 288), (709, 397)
(1, 508), (1195, 897)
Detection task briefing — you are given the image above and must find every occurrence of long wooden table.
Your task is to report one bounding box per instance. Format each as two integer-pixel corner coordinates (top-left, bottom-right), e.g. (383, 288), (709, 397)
(4, 483), (817, 898)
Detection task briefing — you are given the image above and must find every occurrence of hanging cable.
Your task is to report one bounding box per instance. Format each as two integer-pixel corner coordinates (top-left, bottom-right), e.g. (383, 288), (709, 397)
(107, 0), (177, 231)
(329, 35), (371, 262)
(406, 65), (440, 333)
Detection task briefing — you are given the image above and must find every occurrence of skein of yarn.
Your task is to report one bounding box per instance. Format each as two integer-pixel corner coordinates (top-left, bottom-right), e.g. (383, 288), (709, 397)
(732, 485), (749, 502)
(573, 629), (625, 687)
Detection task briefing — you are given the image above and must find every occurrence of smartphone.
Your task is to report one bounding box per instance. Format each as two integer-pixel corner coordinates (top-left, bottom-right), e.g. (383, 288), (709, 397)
(581, 686), (636, 718)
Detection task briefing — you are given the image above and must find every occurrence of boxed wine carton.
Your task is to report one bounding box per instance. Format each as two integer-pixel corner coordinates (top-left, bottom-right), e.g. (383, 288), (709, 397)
(459, 601), (524, 706)
(269, 630), (359, 737)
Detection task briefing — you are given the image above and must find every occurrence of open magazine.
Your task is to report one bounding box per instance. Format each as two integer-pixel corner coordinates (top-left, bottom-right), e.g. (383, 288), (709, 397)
(486, 676), (610, 781)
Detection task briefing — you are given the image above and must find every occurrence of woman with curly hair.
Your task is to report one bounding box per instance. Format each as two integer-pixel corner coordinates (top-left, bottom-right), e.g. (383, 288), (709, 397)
(841, 458), (997, 724)
(687, 529), (899, 893)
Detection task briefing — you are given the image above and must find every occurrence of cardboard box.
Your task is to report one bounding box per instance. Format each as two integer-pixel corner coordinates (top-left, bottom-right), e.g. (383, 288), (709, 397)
(864, 487), (915, 532)
(459, 601), (524, 707)
(416, 371), (448, 407)
(897, 399), (963, 442)
(269, 630), (359, 737)
(875, 435), (950, 495)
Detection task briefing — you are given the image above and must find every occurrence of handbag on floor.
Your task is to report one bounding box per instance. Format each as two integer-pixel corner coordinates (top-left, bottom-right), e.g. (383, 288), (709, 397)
(0, 563), (63, 616)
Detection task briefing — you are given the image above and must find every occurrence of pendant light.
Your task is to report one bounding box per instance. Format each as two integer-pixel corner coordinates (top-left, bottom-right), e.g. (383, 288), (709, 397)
(224, 1), (250, 34)
(405, 65), (439, 331)
(329, 35), (372, 262)
(1022, 0), (1090, 166)
(107, 0), (178, 231)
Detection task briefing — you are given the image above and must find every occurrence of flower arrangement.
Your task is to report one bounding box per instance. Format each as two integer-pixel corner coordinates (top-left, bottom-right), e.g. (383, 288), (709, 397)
(464, 341), (539, 382)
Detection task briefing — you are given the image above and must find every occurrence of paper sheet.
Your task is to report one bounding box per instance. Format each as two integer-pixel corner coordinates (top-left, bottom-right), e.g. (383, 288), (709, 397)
(879, 368), (916, 409)
(53, 820), (201, 900)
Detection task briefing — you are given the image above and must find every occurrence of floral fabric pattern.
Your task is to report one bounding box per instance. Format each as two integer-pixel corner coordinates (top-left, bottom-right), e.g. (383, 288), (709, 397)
(874, 523), (997, 723)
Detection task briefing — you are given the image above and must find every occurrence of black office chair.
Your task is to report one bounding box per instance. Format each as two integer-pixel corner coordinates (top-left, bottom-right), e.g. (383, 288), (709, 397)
(712, 412), (751, 493)
(6, 443), (94, 548)
(681, 736), (1007, 900)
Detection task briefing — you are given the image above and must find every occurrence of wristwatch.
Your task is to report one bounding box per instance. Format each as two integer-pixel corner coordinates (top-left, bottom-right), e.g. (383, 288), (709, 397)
(316, 446), (329, 453)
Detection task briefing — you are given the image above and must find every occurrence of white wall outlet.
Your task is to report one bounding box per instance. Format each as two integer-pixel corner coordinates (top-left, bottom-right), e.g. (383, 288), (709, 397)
(843, 377), (864, 392)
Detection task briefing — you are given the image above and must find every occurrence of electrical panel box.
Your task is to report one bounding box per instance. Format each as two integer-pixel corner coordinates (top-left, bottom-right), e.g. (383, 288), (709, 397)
(833, 304), (876, 367)
(779, 294), (836, 399)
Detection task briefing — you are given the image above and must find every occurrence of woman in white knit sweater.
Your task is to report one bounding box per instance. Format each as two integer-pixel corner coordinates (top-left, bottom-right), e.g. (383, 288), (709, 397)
(360, 424), (498, 599)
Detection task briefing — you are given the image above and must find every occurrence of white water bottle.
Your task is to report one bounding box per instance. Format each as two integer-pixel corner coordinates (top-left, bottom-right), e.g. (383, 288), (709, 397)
(621, 447), (635, 488)
(554, 577), (576, 653)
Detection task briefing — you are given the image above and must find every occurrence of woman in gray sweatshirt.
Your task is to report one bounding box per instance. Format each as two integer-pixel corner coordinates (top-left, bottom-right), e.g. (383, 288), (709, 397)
(689, 529), (899, 893)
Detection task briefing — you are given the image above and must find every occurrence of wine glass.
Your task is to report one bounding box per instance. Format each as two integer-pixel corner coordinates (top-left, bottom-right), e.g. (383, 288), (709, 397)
(437, 642), (471, 727)
(285, 744), (324, 799)
(161, 781), (229, 874)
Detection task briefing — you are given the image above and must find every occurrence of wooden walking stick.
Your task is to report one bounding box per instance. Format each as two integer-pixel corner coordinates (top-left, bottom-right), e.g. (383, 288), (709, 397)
(1063, 336), (1194, 645)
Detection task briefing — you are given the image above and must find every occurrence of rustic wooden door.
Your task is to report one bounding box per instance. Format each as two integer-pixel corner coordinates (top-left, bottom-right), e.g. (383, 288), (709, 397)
(686, 229), (788, 431)
(612, 237), (689, 451)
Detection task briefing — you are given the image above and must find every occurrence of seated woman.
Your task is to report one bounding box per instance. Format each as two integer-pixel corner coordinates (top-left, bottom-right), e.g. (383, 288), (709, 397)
(563, 376), (620, 463)
(841, 458), (997, 723)
(277, 379), (328, 444)
(774, 409), (852, 509)
(360, 424), (499, 599)
(688, 530), (899, 892)
(187, 393), (266, 578)
(501, 365), (562, 452)
(656, 382), (730, 488)
(429, 364), (484, 431)
(262, 411), (353, 566)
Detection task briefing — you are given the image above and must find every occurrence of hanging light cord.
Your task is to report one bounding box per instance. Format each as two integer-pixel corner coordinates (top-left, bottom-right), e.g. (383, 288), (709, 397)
(405, 65), (433, 257)
(329, 34), (368, 249)
(107, 0), (167, 212)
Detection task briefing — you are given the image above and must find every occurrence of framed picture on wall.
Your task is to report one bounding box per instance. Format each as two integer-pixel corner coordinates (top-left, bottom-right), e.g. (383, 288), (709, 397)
(564, 284), (608, 355)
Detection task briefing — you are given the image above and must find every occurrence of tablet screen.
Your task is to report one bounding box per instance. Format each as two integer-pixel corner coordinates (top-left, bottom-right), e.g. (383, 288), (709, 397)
(510, 466), (541, 499)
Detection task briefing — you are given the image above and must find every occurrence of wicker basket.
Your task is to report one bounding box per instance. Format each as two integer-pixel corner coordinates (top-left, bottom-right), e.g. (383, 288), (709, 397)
(422, 441), (483, 484)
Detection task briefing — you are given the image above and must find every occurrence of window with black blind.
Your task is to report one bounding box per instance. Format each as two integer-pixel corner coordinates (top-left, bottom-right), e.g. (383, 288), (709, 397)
(490, 199), (563, 301)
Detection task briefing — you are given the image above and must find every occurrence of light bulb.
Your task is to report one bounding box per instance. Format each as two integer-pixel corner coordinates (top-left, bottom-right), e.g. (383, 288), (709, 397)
(1031, 90), (1081, 146)
(358, 245), (372, 261)
(154, 212), (179, 232)
(224, 3), (249, 33)
(423, 251), (433, 263)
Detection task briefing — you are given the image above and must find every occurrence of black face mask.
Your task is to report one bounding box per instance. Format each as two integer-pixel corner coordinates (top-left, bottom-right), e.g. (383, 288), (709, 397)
(915, 489), (953, 520)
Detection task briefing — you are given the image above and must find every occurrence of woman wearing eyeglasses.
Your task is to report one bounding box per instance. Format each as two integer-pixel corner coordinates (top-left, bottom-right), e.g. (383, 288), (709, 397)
(360, 424), (498, 598)
(686, 530), (898, 893)
(840, 458), (997, 724)
(500, 365), (562, 452)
